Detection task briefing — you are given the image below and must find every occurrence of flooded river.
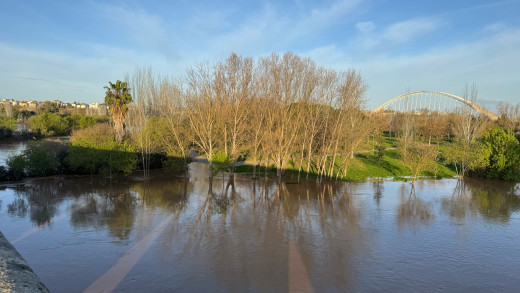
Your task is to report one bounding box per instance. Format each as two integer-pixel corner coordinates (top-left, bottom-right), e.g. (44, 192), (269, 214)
(0, 139), (26, 166)
(1, 161), (520, 292)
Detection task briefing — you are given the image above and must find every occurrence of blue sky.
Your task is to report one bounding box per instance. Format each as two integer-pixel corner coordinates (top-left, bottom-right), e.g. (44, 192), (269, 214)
(1, 0), (519, 110)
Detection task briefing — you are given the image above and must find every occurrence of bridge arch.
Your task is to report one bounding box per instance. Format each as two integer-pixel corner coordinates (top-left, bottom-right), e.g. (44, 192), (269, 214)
(374, 91), (498, 120)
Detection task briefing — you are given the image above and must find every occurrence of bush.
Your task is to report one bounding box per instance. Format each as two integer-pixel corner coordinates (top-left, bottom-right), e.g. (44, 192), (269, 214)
(23, 142), (65, 177)
(482, 128), (520, 181)
(0, 165), (8, 181)
(68, 124), (138, 175)
(66, 114), (107, 130)
(210, 153), (232, 176)
(6, 154), (26, 181)
(29, 113), (70, 136)
(70, 123), (115, 144)
(0, 118), (17, 139)
(163, 156), (191, 172)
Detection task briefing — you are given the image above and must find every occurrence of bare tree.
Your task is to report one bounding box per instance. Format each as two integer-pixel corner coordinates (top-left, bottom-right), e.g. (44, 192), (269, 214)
(185, 63), (219, 178)
(335, 71), (369, 178)
(497, 101), (520, 133)
(401, 142), (439, 186)
(258, 53), (307, 181)
(156, 77), (192, 174)
(448, 84), (490, 178)
(452, 84), (487, 145)
(127, 67), (159, 178)
(216, 53), (254, 174)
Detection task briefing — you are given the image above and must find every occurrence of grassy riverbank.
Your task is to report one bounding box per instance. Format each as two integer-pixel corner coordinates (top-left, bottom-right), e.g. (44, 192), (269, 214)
(235, 149), (457, 182)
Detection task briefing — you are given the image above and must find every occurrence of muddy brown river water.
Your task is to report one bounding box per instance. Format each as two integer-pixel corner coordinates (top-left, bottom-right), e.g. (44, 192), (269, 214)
(1, 160), (520, 292)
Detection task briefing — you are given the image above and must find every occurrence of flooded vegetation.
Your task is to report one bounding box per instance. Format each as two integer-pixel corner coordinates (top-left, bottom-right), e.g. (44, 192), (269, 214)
(1, 161), (520, 292)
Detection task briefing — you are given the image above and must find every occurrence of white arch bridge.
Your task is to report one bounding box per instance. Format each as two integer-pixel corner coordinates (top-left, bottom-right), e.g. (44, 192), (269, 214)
(373, 91), (498, 120)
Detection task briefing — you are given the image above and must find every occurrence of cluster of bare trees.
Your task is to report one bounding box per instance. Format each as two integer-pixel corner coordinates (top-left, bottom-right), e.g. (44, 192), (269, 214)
(125, 52), (371, 181)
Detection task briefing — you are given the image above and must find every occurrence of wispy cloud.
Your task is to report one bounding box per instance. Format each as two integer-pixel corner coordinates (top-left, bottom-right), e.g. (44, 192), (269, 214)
(349, 16), (446, 52)
(356, 21), (376, 33)
(383, 17), (444, 43)
(17, 76), (54, 82)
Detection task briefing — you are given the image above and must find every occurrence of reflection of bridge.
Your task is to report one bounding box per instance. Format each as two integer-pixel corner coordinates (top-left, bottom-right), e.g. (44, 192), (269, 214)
(374, 91), (498, 120)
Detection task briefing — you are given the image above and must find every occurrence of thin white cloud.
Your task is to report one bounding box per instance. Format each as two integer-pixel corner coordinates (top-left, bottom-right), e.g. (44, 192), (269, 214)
(307, 0), (363, 27)
(383, 17), (444, 43)
(349, 17), (445, 51)
(483, 22), (506, 33)
(356, 21), (376, 33)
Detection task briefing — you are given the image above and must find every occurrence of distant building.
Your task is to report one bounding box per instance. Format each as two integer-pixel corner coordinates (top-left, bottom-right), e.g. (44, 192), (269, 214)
(89, 102), (106, 109)
(27, 101), (37, 108)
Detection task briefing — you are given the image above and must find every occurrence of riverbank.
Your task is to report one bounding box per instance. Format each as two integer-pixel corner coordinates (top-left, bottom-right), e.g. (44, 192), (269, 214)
(0, 231), (50, 293)
(235, 149), (457, 181)
(0, 148), (457, 184)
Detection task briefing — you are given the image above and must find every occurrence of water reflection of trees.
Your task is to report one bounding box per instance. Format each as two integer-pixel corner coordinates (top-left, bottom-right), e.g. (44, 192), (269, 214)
(372, 181), (383, 206)
(7, 180), (64, 226)
(396, 184), (434, 228)
(443, 179), (520, 223)
(5, 175), (192, 241)
(170, 176), (366, 292)
(71, 190), (138, 240)
(70, 177), (191, 240)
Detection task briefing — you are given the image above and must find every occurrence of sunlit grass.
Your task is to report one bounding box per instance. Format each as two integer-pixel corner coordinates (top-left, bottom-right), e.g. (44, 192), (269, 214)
(235, 148), (457, 182)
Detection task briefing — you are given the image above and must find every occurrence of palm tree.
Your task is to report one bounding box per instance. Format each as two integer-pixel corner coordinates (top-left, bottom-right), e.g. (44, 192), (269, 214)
(104, 80), (133, 142)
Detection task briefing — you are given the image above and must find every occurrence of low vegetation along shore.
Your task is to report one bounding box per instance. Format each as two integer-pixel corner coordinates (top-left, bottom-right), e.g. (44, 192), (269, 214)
(2, 52), (520, 184)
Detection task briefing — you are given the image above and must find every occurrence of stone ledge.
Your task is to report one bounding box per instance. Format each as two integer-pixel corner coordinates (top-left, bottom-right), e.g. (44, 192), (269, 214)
(0, 231), (50, 293)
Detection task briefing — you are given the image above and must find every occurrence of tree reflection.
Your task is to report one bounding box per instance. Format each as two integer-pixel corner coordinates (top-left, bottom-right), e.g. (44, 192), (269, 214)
(7, 197), (28, 217)
(7, 180), (64, 226)
(441, 180), (478, 220)
(440, 179), (520, 224)
(131, 177), (190, 212)
(397, 184), (434, 228)
(70, 176), (191, 241)
(465, 179), (520, 223)
(372, 180), (384, 206)
(168, 175), (366, 292)
(69, 189), (137, 240)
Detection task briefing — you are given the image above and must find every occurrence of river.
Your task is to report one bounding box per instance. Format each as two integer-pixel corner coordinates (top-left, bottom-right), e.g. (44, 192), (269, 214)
(1, 145), (520, 292)
(0, 139), (27, 166)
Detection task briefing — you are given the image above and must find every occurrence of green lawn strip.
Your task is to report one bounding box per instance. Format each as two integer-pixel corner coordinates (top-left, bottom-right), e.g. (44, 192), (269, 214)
(234, 149), (456, 181)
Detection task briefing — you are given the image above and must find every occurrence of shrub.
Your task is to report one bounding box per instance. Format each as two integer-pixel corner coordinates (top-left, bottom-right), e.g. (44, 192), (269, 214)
(29, 113), (70, 136)
(482, 128), (520, 181)
(6, 154), (26, 181)
(0, 118), (17, 139)
(70, 123), (115, 144)
(68, 124), (138, 175)
(23, 142), (61, 177)
(0, 165), (8, 181)
(210, 153), (232, 176)
(66, 114), (106, 130)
